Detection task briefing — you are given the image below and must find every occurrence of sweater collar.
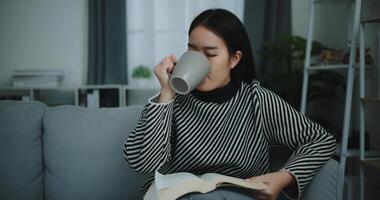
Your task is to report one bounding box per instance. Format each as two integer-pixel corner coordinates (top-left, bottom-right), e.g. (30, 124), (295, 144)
(190, 79), (240, 104)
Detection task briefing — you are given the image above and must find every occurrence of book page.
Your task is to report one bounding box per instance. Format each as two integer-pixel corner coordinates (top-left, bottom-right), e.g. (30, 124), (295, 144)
(146, 171), (269, 200)
(144, 181), (159, 200)
(200, 173), (269, 191)
(159, 179), (215, 200)
(155, 170), (205, 190)
(145, 175), (214, 200)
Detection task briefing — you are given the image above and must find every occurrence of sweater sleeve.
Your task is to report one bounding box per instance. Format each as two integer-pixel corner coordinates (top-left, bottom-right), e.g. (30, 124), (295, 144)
(255, 82), (336, 200)
(123, 92), (176, 174)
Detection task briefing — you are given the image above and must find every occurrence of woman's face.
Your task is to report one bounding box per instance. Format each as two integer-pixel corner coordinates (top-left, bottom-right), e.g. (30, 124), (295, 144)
(188, 26), (241, 92)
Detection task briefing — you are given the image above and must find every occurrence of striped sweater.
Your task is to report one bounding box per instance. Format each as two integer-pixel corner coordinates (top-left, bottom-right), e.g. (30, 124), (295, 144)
(123, 80), (336, 199)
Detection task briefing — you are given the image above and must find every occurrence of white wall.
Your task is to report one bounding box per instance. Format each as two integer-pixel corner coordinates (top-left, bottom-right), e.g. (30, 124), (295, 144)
(291, 0), (351, 49)
(126, 0), (245, 87)
(0, 0), (88, 87)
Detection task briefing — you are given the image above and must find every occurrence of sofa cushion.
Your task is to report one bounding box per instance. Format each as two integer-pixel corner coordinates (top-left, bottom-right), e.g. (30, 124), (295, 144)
(43, 105), (149, 200)
(269, 145), (338, 200)
(302, 158), (339, 200)
(0, 100), (46, 200)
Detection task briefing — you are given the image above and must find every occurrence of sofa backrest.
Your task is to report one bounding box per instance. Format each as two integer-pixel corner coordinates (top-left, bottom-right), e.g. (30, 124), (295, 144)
(42, 105), (149, 200)
(0, 100), (46, 200)
(0, 100), (338, 200)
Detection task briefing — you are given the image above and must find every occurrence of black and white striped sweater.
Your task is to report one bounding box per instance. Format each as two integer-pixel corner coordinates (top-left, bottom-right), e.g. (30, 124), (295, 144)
(123, 80), (336, 199)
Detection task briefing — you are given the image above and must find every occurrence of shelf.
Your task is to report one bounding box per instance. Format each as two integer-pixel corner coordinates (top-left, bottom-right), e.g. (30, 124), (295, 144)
(307, 64), (349, 71)
(361, 16), (380, 24)
(0, 85), (162, 107)
(361, 159), (380, 169)
(336, 144), (380, 158)
(0, 86), (75, 90)
(124, 85), (160, 90)
(0, 85), (159, 90)
(314, 0), (352, 5)
(0, 85), (160, 91)
(78, 85), (123, 89)
(306, 64), (375, 71)
(360, 97), (380, 102)
(315, 0), (380, 5)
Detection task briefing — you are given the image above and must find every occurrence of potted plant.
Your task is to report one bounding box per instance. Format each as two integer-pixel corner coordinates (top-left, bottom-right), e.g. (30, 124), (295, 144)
(132, 65), (152, 86)
(260, 34), (346, 135)
(260, 34), (346, 109)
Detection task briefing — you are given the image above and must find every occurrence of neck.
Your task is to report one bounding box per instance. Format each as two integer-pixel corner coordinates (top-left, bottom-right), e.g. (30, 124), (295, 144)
(191, 79), (240, 104)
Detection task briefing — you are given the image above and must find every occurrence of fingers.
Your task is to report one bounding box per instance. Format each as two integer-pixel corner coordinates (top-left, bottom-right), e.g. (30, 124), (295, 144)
(155, 55), (175, 74)
(171, 54), (177, 63)
(162, 55), (176, 74)
(168, 54), (177, 74)
(245, 176), (273, 200)
(246, 175), (268, 184)
(153, 54), (178, 92)
(249, 189), (273, 200)
(245, 176), (260, 182)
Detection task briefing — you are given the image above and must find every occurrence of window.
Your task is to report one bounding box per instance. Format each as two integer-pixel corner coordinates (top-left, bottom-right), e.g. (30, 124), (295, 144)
(126, 0), (245, 87)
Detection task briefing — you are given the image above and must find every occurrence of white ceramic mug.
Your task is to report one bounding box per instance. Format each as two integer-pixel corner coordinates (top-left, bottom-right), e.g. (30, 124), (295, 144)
(169, 51), (210, 94)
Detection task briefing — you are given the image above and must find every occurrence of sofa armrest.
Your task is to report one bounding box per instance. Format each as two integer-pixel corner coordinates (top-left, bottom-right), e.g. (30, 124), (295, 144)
(269, 145), (338, 200)
(302, 158), (339, 200)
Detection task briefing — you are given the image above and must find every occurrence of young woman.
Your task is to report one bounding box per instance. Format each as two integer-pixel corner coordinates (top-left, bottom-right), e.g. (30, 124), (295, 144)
(123, 8), (336, 200)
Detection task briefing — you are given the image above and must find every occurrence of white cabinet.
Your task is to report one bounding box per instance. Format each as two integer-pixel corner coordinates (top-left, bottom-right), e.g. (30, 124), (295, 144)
(0, 85), (160, 107)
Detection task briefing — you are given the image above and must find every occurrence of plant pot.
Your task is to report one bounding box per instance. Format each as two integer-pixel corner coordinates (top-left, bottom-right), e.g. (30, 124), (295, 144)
(133, 78), (151, 87)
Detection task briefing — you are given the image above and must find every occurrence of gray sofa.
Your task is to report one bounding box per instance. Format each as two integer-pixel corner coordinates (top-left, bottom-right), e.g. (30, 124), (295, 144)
(0, 100), (338, 200)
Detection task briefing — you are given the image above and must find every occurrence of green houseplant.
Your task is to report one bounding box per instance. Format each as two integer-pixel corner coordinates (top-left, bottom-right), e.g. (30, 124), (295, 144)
(261, 34), (346, 109)
(260, 34), (346, 134)
(132, 65), (152, 86)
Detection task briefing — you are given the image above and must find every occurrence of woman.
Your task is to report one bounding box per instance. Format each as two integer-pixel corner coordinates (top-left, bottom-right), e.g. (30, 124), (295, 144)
(123, 8), (336, 200)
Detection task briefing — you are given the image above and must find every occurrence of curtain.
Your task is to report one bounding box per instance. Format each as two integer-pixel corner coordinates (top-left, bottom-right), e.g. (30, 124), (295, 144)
(244, 0), (291, 78)
(88, 0), (127, 85)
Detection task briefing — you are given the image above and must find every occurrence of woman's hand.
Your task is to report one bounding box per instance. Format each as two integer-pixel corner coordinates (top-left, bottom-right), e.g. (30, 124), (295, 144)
(153, 54), (177, 103)
(245, 171), (295, 200)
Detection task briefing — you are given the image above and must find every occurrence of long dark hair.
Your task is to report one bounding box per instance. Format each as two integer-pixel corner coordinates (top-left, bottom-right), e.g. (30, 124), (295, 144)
(189, 8), (256, 83)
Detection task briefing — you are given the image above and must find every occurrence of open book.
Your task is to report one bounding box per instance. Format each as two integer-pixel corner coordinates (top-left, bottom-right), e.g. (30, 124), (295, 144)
(144, 170), (269, 200)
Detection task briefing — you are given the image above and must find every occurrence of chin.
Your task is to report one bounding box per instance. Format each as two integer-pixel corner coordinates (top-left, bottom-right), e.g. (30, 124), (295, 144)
(196, 82), (214, 92)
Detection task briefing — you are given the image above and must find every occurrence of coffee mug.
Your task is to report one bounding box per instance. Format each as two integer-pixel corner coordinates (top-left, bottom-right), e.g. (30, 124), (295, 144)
(169, 50), (210, 94)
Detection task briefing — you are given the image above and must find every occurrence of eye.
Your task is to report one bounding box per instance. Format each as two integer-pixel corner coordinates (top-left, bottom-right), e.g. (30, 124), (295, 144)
(205, 54), (216, 57)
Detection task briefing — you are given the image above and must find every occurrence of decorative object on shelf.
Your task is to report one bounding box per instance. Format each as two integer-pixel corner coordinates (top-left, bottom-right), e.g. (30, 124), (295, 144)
(342, 47), (374, 65)
(12, 70), (64, 87)
(318, 41), (374, 66)
(86, 90), (100, 109)
(131, 65), (152, 86)
(320, 49), (345, 65)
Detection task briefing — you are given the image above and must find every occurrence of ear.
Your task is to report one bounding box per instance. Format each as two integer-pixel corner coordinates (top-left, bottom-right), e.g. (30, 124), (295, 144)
(229, 51), (242, 69)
